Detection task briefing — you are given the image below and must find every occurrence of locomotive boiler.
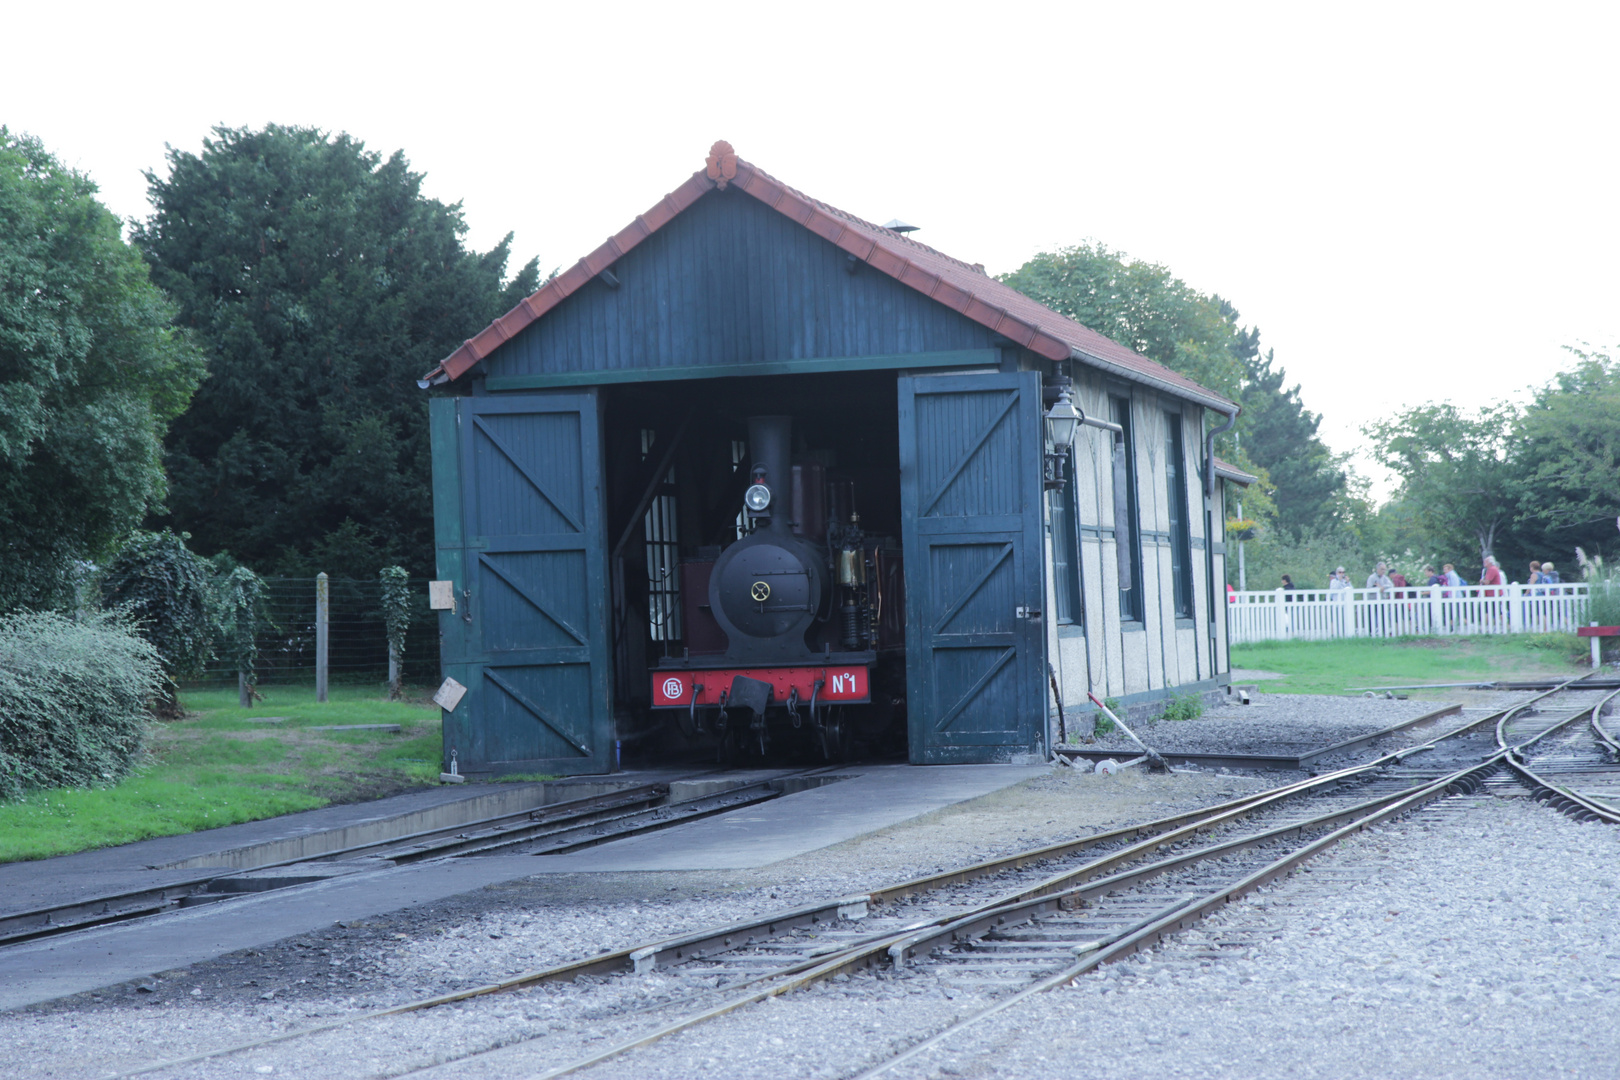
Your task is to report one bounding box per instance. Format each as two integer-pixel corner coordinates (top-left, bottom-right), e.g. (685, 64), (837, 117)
(651, 415), (903, 758)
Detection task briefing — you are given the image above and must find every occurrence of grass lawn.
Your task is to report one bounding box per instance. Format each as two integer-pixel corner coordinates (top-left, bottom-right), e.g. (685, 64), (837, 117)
(0, 684), (446, 863)
(1231, 634), (1589, 696)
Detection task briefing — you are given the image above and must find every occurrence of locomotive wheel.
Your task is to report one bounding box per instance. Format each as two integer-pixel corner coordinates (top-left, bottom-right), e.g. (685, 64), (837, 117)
(819, 705), (851, 762)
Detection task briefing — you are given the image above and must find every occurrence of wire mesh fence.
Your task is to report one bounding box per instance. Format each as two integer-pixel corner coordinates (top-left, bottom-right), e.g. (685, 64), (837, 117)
(193, 577), (440, 688)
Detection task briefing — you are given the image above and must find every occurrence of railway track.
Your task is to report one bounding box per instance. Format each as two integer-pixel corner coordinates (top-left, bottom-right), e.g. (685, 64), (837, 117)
(0, 768), (844, 950)
(1498, 683), (1620, 824)
(99, 676), (1620, 1080)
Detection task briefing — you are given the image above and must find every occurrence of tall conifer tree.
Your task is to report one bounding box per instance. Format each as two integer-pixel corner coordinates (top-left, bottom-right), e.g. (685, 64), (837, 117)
(136, 125), (540, 577)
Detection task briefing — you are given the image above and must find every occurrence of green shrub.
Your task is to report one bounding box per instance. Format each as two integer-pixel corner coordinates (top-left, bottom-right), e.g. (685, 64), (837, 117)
(1160, 692), (1205, 722)
(0, 610), (163, 800)
(380, 566), (411, 700)
(100, 530), (215, 714)
(1584, 579), (1620, 628)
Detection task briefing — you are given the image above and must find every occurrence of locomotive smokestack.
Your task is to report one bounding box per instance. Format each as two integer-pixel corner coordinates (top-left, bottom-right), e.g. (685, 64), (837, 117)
(747, 415), (792, 535)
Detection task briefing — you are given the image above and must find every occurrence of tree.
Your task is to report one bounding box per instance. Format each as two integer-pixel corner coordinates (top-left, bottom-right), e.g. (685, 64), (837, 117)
(0, 129), (206, 611)
(1002, 245), (1356, 576)
(135, 125), (540, 579)
(1365, 403), (1518, 570)
(1511, 346), (1620, 564)
(1001, 243), (1246, 406)
(1237, 346), (1347, 538)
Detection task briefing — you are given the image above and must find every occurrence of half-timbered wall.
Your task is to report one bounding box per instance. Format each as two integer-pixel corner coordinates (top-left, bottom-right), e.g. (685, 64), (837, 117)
(1042, 362), (1230, 728)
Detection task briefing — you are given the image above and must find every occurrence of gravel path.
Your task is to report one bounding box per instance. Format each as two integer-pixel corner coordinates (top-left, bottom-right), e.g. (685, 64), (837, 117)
(880, 795), (1620, 1080)
(1084, 693), (1478, 756)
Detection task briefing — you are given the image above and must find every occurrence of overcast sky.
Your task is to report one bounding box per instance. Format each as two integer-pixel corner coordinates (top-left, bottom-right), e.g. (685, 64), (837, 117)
(8, 2), (1616, 497)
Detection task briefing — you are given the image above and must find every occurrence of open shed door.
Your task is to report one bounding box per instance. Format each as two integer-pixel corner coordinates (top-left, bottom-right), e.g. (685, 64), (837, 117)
(431, 391), (612, 776)
(898, 371), (1047, 764)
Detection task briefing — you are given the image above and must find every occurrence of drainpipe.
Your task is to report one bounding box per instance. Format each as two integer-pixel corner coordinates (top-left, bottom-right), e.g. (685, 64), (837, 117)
(1203, 407), (1240, 681)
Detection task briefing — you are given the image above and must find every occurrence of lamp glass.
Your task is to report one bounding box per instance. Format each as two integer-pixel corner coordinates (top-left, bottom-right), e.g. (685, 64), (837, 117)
(744, 483), (772, 512)
(1045, 388), (1081, 451)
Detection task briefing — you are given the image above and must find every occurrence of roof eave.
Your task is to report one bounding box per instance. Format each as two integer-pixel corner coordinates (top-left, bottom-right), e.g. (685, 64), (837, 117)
(1069, 347), (1238, 413)
(1213, 463), (1258, 486)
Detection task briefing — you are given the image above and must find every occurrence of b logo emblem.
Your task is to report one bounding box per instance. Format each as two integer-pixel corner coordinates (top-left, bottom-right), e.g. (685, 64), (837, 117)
(750, 581), (771, 601)
(662, 677), (684, 700)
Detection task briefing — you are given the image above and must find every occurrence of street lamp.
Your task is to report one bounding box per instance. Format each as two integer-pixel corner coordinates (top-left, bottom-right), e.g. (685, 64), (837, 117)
(1044, 386), (1081, 490)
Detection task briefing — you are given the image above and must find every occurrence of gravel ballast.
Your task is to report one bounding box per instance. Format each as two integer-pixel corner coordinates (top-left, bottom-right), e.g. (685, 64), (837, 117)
(0, 768), (1267, 1079)
(879, 796), (1620, 1080)
(3, 719), (1615, 1079)
(1083, 693), (1480, 757)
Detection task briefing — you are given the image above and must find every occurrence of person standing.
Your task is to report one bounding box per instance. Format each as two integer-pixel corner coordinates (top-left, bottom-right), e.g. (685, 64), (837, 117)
(1329, 567), (1352, 595)
(1366, 563), (1394, 597)
(1481, 556), (1503, 597)
(1389, 567), (1409, 602)
(1442, 563), (1463, 598)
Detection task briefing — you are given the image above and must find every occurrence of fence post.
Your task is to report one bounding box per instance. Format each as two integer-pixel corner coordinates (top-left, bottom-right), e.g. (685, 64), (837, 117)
(1429, 584), (1442, 634)
(1274, 588), (1286, 639)
(315, 572), (329, 703)
(1508, 583), (1522, 633)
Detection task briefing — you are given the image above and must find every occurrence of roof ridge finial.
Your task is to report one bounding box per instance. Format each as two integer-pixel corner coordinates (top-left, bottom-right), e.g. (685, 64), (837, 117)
(706, 140), (738, 190)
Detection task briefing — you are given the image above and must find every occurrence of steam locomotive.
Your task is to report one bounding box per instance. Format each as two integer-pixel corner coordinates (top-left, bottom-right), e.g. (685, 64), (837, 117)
(651, 415), (904, 759)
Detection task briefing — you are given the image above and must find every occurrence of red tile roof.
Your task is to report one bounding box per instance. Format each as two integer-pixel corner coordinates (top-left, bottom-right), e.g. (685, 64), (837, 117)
(425, 143), (1236, 412)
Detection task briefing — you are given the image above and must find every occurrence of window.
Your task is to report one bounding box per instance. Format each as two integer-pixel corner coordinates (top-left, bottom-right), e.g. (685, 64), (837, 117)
(1164, 411), (1194, 619)
(1049, 455), (1083, 627)
(1111, 396), (1143, 622)
(641, 428), (681, 641)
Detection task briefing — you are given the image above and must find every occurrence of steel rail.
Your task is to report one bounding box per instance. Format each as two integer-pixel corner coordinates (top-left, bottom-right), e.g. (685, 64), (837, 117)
(522, 681), (1587, 1079)
(1499, 686), (1620, 824)
(1054, 701), (1464, 772)
(853, 678), (1616, 1078)
(97, 680), (1585, 1080)
(1590, 703), (1620, 760)
(0, 784), (675, 949)
(853, 755), (1507, 1079)
(11, 766), (842, 952)
(97, 762), (1399, 1080)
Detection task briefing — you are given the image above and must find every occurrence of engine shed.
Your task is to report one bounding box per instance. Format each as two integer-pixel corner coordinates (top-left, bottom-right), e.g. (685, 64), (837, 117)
(422, 141), (1245, 777)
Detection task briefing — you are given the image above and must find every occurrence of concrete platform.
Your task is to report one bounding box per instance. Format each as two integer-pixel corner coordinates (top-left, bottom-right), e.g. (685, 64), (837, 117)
(0, 762), (1042, 1011)
(0, 772), (684, 918)
(514, 764), (1047, 872)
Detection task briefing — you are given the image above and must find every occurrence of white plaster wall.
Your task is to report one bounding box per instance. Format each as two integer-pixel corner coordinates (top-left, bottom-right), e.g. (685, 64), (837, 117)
(1048, 363), (1234, 701)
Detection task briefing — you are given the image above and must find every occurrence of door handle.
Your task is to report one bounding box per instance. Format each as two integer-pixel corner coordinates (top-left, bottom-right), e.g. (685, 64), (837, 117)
(1015, 606), (1043, 620)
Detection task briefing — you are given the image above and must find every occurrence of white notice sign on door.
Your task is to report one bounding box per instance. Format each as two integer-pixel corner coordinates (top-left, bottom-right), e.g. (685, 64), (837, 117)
(433, 677), (467, 712)
(428, 580), (456, 611)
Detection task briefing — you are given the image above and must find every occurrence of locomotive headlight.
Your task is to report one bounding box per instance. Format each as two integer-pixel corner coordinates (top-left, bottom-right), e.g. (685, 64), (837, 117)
(744, 483), (772, 513)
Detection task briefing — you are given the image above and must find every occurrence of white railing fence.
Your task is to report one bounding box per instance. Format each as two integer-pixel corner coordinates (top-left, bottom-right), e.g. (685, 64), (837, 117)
(1229, 583), (1593, 643)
